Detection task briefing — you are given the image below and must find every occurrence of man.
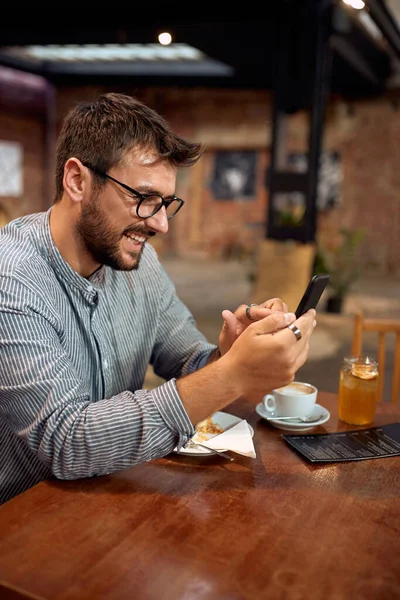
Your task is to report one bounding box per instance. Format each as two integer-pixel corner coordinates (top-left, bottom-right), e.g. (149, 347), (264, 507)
(0, 93), (316, 504)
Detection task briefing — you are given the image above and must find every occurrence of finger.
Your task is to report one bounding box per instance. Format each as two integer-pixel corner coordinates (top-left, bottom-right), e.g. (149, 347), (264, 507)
(219, 310), (238, 355)
(295, 308), (316, 328)
(293, 340), (311, 371)
(278, 309), (316, 345)
(244, 304), (285, 323)
(222, 309), (237, 334)
(253, 311), (296, 334)
(260, 298), (288, 313)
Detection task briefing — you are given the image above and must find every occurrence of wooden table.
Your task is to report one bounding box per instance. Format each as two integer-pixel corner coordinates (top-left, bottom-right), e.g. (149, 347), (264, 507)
(1, 392), (399, 600)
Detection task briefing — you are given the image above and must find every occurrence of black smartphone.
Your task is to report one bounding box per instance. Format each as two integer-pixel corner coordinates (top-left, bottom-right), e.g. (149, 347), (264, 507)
(295, 274), (330, 318)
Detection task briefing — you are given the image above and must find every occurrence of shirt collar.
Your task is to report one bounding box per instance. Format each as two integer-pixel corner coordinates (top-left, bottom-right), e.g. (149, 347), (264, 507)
(41, 208), (106, 296)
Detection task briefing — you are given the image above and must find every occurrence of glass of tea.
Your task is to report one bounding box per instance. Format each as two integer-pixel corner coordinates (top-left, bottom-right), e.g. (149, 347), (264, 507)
(338, 356), (379, 425)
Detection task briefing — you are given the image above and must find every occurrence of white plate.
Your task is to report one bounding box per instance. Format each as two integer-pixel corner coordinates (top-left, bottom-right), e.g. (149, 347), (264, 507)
(174, 412), (254, 456)
(255, 403), (330, 432)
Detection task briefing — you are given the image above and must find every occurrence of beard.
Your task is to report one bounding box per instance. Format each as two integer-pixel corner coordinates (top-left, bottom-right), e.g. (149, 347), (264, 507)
(76, 191), (154, 271)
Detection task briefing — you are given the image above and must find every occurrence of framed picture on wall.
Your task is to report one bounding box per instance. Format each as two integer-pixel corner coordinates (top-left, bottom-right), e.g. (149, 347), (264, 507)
(0, 140), (23, 197)
(210, 150), (257, 200)
(286, 150), (342, 211)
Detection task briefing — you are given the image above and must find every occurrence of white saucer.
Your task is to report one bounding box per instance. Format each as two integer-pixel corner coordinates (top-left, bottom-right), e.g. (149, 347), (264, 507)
(174, 412), (254, 456)
(255, 403), (330, 432)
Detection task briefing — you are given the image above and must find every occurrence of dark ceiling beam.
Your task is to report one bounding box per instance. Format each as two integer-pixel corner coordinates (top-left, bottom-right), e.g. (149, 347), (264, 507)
(330, 2), (391, 91)
(366, 0), (400, 59)
(330, 35), (381, 84)
(0, 9), (394, 97)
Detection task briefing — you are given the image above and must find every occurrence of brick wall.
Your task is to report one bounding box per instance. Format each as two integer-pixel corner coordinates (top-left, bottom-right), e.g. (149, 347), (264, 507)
(325, 98), (400, 274)
(285, 97), (400, 274)
(0, 78), (399, 274)
(0, 108), (46, 222)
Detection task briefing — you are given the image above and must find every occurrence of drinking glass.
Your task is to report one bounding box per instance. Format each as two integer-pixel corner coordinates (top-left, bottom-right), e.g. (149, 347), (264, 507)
(338, 356), (379, 425)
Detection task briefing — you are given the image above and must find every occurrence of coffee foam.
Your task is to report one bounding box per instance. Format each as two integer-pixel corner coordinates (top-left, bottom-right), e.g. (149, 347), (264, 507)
(277, 382), (314, 396)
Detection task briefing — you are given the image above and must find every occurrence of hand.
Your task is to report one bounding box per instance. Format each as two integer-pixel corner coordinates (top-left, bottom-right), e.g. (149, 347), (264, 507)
(220, 309), (316, 403)
(218, 298), (290, 356)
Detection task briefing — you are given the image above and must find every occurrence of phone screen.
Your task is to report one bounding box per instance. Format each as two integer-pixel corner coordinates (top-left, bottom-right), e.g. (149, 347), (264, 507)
(295, 274), (330, 318)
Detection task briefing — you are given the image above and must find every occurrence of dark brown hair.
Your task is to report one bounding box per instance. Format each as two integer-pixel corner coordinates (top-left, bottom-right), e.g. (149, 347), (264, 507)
(54, 92), (204, 201)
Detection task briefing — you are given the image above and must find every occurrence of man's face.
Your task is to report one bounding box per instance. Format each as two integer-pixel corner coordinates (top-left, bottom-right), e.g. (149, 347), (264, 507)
(77, 151), (177, 272)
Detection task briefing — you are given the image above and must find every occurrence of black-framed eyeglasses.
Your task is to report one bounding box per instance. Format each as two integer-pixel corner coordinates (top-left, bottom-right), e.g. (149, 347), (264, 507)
(82, 162), (185, 220)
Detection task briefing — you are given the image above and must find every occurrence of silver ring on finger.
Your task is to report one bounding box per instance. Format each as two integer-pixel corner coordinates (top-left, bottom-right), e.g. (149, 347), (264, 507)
(246, 303), (258, 321)
(288, 323), (302, 341)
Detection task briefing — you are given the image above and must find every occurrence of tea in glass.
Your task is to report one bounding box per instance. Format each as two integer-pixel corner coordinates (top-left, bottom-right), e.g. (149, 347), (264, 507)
(338, 356), (379, 425)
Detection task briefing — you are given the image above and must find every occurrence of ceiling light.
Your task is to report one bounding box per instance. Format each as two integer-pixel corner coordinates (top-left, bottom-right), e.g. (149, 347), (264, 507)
(343, 0), (365, 9)
(158, 32), (172, 46)
(0, 43), (205, 63)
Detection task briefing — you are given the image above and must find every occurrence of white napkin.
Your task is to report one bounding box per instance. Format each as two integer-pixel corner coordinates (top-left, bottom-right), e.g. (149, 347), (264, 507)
(201, 420), (256, 458)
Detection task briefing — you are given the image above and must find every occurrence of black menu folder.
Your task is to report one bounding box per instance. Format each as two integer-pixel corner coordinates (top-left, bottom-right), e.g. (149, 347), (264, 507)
(282, 422), (400, 463)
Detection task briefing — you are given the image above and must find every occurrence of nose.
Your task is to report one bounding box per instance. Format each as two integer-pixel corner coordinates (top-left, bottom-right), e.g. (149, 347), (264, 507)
(144, 206), (169, 234)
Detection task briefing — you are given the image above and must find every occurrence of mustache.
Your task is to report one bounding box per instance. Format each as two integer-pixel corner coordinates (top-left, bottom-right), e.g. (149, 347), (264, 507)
(123, 225), (156, 238)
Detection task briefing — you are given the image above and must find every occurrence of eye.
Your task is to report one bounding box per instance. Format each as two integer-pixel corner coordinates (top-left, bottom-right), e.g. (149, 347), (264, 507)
(142, 195), (163, 207)
(124, 191), (141, 203)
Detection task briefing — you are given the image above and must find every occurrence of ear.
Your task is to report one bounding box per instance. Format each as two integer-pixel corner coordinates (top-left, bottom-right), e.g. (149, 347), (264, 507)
(63, 158), (88, 204)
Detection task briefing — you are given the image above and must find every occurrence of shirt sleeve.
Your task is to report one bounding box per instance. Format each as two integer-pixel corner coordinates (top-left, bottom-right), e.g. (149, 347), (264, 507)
(0, 275), (196, 480)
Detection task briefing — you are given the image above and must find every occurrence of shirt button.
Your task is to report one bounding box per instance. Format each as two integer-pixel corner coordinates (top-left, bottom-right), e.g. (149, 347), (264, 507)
(87, 286), (98, 304)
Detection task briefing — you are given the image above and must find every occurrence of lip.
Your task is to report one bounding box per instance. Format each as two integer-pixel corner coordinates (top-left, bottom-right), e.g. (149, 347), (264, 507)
(124, 231), (146, 243)
(122, 233), (144, 251)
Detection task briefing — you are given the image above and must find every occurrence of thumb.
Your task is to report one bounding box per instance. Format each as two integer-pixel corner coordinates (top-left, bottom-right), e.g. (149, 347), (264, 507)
(254, 311), (296, 334)
(218, 309), (238, 355)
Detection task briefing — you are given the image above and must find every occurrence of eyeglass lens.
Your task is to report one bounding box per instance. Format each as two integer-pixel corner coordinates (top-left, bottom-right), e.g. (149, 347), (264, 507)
(137, 196), (181, 219)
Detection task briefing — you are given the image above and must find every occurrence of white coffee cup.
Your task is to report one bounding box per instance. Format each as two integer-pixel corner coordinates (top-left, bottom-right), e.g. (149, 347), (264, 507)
(263, 381), (318, 418)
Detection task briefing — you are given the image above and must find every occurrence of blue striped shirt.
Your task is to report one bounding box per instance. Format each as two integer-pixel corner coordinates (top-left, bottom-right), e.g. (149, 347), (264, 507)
(0, 210), (216, 504)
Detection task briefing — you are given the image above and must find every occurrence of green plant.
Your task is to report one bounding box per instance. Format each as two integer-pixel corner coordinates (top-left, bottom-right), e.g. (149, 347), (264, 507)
(313, 227), (367, 299)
